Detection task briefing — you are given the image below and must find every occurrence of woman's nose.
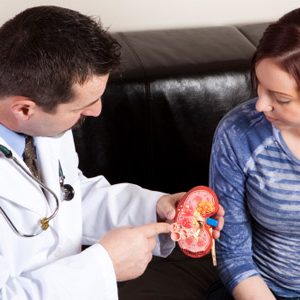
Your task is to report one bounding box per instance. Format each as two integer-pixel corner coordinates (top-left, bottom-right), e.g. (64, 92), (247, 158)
(255, 91), (274, 113)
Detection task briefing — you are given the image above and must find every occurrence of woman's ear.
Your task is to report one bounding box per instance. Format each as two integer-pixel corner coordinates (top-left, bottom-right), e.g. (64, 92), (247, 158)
(10, 96), (37, 120)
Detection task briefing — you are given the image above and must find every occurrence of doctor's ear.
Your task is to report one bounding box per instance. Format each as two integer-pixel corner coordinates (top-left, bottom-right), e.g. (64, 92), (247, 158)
(10, 97), (37, 120)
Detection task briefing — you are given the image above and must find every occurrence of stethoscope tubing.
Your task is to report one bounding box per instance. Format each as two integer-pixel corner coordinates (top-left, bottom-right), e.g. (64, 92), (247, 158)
(0, 145), (60, 237)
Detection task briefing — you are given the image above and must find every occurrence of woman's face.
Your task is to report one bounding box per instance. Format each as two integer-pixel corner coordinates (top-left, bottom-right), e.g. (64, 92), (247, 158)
(255, 58), (300, 132)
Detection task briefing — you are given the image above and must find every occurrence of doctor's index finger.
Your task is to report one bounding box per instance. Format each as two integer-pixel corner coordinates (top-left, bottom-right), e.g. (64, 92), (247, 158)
(137, 222), (171, 237)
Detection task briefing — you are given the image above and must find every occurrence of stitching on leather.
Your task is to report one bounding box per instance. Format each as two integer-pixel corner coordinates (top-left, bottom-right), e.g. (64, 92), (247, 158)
(118, 32), (148, 81)
(235, 26), (257, 49)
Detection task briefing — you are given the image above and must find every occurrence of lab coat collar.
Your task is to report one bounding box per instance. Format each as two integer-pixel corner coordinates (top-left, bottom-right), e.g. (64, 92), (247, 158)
(0, 135), (62, 215)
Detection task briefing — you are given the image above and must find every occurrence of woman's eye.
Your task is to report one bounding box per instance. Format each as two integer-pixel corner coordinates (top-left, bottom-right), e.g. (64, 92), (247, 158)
(273, 94), (290, 104)
(275, 98), (290, 105)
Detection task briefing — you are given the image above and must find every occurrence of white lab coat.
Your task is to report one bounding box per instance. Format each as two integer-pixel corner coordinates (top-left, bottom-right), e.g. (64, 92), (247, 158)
(0, 130), (174, 300)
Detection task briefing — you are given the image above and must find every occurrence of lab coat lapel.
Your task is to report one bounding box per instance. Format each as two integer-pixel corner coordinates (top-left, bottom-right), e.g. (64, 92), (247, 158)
(0, 137), (46, 214)
(35, 136), (62, 212)
(35, 136), (68, 248)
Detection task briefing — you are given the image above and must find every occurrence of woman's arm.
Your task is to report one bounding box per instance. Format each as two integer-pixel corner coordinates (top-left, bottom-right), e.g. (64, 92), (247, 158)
(209, 113), (265, 296)
(233, 276), (275, 300)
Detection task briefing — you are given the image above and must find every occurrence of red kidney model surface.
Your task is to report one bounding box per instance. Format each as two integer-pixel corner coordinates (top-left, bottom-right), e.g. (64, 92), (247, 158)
(170, 186), (219, 258)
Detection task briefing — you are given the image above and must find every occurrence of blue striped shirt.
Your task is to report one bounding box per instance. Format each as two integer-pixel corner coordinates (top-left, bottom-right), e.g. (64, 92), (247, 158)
(210, 99), (300, 298)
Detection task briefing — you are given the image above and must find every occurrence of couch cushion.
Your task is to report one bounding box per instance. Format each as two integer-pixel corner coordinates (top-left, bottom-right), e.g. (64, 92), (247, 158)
(73, 23), (268, 300)
(74, 24), (266, 192)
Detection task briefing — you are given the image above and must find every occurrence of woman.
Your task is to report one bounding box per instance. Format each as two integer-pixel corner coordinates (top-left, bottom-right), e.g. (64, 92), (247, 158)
(209, 8), (300, 300)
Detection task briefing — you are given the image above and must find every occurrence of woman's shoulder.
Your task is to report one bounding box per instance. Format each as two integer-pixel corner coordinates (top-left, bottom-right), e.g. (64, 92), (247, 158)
(221, 98), (259, 125)
(216, 98), (267, 136)
(213, 98), (274, 158)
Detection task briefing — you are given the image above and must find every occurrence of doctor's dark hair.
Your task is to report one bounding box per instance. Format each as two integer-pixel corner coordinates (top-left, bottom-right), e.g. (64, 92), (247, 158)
(0, 6), (121, 112)
(251, 8), (300, 89)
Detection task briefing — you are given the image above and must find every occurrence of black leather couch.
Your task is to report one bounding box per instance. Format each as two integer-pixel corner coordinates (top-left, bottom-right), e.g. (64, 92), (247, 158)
(73, 23), (269, 300)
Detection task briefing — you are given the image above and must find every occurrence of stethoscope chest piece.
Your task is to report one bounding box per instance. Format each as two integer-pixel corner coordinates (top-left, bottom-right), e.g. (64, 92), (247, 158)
(59, 161), (75, 201)
(62, 183), (75, 201)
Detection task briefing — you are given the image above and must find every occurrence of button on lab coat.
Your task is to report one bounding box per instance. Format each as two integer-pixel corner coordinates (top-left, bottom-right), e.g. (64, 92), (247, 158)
(0, 130), (174, 300)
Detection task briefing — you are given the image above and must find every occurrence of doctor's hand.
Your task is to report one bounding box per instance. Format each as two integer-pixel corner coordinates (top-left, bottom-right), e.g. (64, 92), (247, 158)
(99, 222), (170, 282)
(156, 193), (225, 239)
(156, 192), (185, 221)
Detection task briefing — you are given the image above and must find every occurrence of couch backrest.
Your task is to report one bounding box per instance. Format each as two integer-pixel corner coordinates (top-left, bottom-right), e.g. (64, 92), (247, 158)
(73, 23), (269, 193)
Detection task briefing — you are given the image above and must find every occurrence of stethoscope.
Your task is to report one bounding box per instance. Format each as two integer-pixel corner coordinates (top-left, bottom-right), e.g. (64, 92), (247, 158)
(0, 144), (75, 238)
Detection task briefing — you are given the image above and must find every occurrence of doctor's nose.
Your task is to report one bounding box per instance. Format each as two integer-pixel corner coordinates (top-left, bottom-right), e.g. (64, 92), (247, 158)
(82, 99), (102, 117)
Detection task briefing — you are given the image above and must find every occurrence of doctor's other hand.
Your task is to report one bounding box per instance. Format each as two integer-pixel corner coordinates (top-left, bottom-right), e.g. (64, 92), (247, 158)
(99, 222), (171, 282)
(156, 192), (186, 221)
(156, 192), (225, 239)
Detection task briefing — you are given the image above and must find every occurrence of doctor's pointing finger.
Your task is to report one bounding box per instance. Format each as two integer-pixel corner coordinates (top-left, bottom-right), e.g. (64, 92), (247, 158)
(135, 222), (171, 237)
(99, 223), (171, 282)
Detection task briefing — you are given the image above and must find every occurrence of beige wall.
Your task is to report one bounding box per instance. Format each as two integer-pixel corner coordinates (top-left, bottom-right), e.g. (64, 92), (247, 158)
(1, 0), (300, 31)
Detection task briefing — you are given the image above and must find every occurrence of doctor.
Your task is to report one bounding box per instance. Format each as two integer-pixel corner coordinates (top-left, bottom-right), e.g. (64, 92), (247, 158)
(0, 5), (223, 300)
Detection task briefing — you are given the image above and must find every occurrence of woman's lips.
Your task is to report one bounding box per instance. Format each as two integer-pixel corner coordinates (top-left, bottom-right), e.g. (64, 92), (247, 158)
(265, 115), (277, 123)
